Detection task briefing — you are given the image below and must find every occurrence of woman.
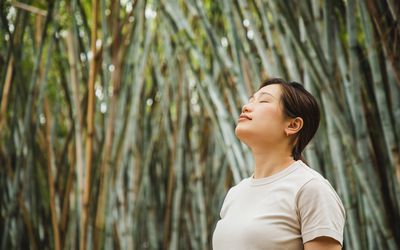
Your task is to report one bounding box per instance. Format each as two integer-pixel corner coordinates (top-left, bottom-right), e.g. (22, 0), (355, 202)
(212, 78), (345, 250)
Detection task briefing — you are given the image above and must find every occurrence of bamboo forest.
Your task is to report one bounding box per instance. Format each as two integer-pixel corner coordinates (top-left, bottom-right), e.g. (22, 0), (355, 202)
(0, 0), (399, 249)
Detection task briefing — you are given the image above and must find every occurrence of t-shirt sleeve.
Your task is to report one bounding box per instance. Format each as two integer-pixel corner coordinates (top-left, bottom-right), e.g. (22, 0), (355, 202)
(296, 178), (346, 245)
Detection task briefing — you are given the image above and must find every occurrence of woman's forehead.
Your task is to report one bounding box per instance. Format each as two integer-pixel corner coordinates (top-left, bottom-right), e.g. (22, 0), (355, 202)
(254, 84), (282, 97)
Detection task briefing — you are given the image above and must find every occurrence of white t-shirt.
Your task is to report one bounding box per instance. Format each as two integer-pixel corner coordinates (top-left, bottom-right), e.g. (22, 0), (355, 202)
(212, 160), (345, 250)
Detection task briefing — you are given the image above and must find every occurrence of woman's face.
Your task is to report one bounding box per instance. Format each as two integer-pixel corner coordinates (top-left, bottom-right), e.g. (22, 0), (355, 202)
(235, 84), (288, 146)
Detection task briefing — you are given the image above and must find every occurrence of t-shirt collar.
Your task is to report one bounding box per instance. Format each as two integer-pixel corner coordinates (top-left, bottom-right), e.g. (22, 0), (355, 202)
(248, 160), (302, 186)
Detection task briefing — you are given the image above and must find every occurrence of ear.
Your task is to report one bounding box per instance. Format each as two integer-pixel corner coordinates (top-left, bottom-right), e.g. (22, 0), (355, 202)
(284, 117), (303, 136)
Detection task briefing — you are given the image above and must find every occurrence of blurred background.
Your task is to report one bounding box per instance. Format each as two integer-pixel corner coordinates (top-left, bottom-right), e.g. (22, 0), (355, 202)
(1, 0), (400, 249)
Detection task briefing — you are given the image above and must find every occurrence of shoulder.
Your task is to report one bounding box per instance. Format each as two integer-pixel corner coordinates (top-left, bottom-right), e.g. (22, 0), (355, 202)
(298, 177), (339, 198)
(278, 160), (330, 193)
(294, 161), (343, 208)
(294, 167), (346, 245)
(295, 160), (328, 181)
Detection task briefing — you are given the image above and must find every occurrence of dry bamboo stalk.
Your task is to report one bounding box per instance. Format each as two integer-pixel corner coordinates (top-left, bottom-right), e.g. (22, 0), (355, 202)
(11, 1), (48, 16)
(43, 96), (61, 250)
(81, 0), (99, 248)
(18, 193), (37, 250)
(60, 140), (75, 237)
(164, 152), (176, 249)
(94, 41), (121, 250)
(0, 55), (14, 132)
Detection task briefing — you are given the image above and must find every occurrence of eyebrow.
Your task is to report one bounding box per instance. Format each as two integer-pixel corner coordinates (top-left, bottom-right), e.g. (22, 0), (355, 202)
(249, 92), (275, 100)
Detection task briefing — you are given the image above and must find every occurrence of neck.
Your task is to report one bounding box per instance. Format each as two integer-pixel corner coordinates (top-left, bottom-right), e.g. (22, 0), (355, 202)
(250, 144), (295, 179)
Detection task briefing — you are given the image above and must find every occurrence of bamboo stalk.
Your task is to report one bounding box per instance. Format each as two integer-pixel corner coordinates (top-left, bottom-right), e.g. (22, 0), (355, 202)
(11, 1), (48, 16)
(116, 1), (151, 248)
(81, 0), (99, 248)
(22, 0), (54, 135)
(190, 118), (208, 249)
(140, 112), (162, 249)
(60, 138), (75, 237)
(18, 193), (37, 250)
(150, 47), (177, 249)
(0, 55), (13, 132)
(94, 35), (122, 250)
(303, 68), (321, 173)
(168, 62), (187, 250)
(65, 28), (85, 248)
(43, 96), (61, 250)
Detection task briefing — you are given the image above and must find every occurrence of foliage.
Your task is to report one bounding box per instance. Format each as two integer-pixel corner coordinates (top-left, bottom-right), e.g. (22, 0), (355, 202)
(1, 0), (400, 249)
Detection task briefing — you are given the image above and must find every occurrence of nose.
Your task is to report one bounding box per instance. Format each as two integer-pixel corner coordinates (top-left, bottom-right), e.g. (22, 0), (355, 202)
(242, 103), (250, 113)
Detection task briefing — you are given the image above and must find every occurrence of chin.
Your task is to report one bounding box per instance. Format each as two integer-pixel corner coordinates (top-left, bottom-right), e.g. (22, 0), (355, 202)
(235, 126), (272, 147)
(235, 126), (251, 144)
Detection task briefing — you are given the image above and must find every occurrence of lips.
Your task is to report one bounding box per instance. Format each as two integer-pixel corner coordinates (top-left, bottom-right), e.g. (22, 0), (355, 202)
(238, 114), (252, 121)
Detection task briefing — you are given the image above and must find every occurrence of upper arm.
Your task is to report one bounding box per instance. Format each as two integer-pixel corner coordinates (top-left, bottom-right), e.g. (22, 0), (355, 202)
(304, 236), (342, 250)
(297, 178), (346, 245)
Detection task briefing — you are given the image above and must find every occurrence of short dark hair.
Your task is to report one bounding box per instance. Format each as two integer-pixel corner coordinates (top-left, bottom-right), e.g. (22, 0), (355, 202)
(259, 78), (320, 160)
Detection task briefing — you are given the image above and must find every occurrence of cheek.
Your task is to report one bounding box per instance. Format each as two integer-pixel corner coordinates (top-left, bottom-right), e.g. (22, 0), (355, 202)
(260, 107), (284, 123)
